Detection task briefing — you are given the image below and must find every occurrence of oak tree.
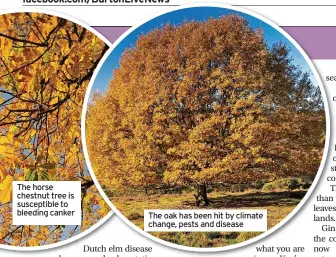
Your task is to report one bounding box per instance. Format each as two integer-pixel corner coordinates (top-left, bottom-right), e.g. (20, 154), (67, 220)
(86, 15), (325, 206)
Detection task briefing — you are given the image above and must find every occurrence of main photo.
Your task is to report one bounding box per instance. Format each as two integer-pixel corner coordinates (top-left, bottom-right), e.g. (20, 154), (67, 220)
(85, 6), (326, 248)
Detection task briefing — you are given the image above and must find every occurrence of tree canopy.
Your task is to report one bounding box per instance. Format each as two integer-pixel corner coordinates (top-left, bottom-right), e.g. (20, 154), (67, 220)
(86, 15), (325, 205)
(0, 13), (109, 246)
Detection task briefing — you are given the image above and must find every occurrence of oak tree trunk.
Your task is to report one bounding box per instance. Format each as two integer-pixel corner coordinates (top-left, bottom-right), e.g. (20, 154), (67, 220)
(194, 183), (209, 206)
(200, 183), (209, 206)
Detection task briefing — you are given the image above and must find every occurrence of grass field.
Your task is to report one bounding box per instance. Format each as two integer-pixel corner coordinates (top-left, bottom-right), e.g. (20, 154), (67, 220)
(111, 189), (305, 247)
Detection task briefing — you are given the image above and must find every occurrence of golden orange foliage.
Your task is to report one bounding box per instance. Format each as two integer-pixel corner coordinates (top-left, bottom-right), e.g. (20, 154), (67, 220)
(86, 15), (325, 203)
(0, 13), (109, 246)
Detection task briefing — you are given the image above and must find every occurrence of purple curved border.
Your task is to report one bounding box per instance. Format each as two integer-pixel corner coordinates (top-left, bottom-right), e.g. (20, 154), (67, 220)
(93, 26), (336, 60)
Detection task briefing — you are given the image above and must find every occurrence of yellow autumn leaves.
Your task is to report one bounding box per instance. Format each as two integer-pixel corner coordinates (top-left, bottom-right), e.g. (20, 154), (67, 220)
(0, 175), (13, 204)
(0, 12), (109, 246)
(86, 15), (325, 202)
(0, 127), (15, 160)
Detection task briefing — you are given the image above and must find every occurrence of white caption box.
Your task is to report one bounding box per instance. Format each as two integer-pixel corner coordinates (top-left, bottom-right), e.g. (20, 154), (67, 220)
(12, 181), (81, 225)
(144, 209), (267, 232)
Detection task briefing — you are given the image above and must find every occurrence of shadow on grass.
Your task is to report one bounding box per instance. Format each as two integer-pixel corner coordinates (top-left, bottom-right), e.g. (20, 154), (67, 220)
(183, 190), (307, 208)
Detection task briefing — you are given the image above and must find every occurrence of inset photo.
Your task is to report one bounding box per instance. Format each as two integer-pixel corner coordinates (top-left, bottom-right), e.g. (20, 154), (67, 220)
(83, 4), (329, 250)
(0, 12), (110, 248)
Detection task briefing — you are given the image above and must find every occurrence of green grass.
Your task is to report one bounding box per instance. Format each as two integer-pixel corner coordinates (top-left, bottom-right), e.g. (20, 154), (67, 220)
(111, 189), (304, 248)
